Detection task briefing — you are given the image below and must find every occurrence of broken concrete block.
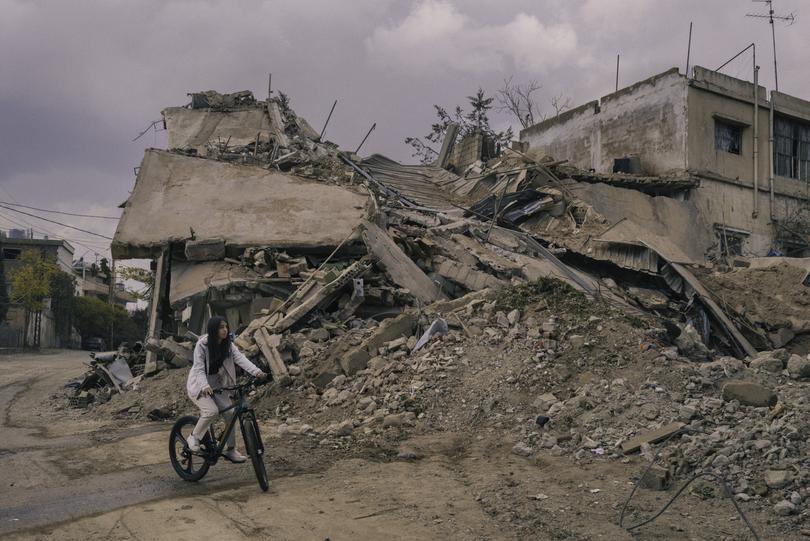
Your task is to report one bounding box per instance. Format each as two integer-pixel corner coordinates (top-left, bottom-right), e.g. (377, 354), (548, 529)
(722, 381), (777, 408)
(639, 465), (671, 491)
(787, 354), (810, 379)
(434, 256), (505, 291)
(774, 500), (797, 516)
(764, 469), (793, 489)
(184, 238), (226, 261)
(340, 347), (371, 376)
(361, 220), (444, 304)
(750, 355), (784, 373)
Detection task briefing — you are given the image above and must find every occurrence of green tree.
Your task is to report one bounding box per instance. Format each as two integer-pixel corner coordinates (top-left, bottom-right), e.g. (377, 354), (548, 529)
(117, 265), (154, 301)
(50, 270), (77, 345)
(73, 296), (144, 348)
(405, 87), (514, 165)
(99, 258), (112, 285)
(9, 249), (57, 348)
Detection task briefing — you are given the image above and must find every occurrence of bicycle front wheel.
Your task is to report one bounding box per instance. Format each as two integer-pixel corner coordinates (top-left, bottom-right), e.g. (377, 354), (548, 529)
(242, 416), (268, 491)
(169, 415), (210, 482)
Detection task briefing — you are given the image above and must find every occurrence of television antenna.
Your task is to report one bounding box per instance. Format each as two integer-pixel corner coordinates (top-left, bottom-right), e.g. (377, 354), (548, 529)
(746, 0), (795, 92)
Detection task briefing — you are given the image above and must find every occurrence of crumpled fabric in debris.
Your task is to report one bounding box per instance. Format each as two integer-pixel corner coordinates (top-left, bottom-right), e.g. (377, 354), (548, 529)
(412, 318), (449, 352)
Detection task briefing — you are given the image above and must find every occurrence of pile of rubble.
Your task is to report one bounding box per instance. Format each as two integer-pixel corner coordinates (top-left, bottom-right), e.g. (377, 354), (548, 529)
(92, 84), (810, 533)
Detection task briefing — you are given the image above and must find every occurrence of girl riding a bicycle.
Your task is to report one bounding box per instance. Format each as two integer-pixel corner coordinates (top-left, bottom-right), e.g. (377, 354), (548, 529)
(185, 316), (267, 462)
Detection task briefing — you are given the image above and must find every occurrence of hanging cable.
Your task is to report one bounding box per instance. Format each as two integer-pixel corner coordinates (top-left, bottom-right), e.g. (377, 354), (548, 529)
(0, 205), (113, 240)
(0, 201), (119, 220)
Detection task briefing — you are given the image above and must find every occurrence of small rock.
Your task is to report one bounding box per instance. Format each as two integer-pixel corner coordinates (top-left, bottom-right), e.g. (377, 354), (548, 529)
(397, 446), (422, 460)
(334, 420), (354, 437)
(568, 335), (585, 348)
(382, 412), (415, 428)
(791, 492), (803, 505)
(322, 388), (339, 401)
(774, 500), (796, 516)
(722, 381), (777, 408)
(533, 392), (559, 412)
(496, 311), (510, 328)
(764, 469), (793, 489)
(308, 328), (331, 342)
(787, 354), (810, 379)
(678, 405), (697, 422)
(288, 365), (302, 376)
(512, 442), (533, 457)
(750, 356), (784, 373)
(507, 309), (521, 326)
(640, 465), (670, 491)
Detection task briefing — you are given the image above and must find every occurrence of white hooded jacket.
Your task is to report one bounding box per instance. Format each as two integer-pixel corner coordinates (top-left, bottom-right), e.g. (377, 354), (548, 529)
(186, 335), (263, 400)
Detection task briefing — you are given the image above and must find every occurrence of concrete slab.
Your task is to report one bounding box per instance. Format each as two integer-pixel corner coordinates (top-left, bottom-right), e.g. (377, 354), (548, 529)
(112, 150), (368, 258)
(162, 107), (271, 154)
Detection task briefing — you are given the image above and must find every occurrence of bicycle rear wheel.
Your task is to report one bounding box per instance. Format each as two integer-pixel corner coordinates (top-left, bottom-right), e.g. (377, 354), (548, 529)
(169, 415), (210, 482)
(242, 416), (268, 491)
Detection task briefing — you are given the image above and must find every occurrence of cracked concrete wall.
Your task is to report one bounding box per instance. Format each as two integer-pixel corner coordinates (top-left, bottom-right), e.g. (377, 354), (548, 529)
(520, 68), (688, 176)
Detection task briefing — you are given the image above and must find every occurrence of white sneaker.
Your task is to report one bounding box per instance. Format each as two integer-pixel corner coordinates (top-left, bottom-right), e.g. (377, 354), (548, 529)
(223, 448), (247, 463)
(187, 434), (201, 452)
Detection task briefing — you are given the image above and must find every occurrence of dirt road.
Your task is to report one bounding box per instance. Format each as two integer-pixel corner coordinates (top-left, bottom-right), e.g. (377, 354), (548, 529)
(0, 350), (787, 540)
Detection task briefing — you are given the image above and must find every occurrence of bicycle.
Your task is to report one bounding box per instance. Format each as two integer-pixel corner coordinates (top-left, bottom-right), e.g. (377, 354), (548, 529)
(169, 377), (270, 491)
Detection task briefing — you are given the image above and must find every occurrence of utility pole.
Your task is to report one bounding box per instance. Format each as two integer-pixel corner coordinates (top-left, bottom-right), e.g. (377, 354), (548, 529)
(747, 0), (795, 92)
(108, 258), (115, 348)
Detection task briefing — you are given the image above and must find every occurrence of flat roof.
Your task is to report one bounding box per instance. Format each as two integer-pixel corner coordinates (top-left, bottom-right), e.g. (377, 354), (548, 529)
(1, 237), (75, 253)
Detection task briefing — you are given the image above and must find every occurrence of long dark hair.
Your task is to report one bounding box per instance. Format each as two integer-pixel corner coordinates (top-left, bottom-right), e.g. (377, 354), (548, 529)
(206, 316), (231, 375)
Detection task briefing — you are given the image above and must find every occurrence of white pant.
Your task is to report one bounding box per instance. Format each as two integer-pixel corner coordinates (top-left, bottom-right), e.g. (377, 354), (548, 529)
(191, 392), (237, 448)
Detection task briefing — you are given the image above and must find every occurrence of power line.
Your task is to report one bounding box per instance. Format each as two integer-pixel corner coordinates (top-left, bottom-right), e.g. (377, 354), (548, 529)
(0, 204), (113, 240)
(0, 201), (119, 220)
(0, 210), (110, 252)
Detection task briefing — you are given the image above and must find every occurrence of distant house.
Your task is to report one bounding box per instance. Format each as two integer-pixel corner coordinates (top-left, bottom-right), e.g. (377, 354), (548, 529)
(72, 259), (136, 307)
(0, 234), (76, 348)
(520, 66), (810, 257)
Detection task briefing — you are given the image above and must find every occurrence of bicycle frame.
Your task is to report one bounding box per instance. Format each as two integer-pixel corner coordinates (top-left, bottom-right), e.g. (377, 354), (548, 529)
(200, 386), (264, 464)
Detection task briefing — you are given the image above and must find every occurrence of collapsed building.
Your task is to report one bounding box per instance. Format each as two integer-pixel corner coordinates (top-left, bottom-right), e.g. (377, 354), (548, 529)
(109, 71), (809, 384)
(78, 76), (810, 535)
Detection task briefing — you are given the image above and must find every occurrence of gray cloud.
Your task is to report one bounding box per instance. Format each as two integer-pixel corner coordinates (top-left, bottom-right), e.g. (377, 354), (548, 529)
(1, 0), (807, 257)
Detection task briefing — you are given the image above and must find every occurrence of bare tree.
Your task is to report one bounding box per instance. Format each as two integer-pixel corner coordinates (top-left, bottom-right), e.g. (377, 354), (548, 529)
(496, 77), (543, 129)
(497, 77), (573, 129)
(550, 93), (572, 118)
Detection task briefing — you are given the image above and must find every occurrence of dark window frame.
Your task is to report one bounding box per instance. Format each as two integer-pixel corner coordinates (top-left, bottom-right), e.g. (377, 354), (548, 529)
(774, 114), (810, 181)
(2, 248), (22, 260)
(714, 119), (742, 155)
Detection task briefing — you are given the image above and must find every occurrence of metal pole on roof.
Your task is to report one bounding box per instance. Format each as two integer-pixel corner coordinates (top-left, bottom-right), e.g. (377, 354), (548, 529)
(686, 22), (693, 77)
(615, 54), (620, 92)
(267, 73), (272, 100)
(355, 122), (376, 155)
(320, 99), (338, 141)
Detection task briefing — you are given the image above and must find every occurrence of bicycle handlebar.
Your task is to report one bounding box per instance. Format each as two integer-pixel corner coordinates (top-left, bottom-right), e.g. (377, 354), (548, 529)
(213, 377), (268, 394)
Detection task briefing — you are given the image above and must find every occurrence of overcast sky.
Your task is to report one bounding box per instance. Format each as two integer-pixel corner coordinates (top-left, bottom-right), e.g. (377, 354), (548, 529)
(1, 0), (807, 261)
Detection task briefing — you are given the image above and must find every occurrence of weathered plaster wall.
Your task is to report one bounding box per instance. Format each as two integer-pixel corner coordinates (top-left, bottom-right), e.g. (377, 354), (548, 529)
(162, 107), (271, 155)
(520, 68), (688, 175)
(687, 67), (810, 256)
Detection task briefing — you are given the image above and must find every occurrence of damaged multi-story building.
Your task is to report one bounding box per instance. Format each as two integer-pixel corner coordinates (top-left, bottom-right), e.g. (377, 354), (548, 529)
(519, 65), (810, 258)
(112, 68), (810, 382)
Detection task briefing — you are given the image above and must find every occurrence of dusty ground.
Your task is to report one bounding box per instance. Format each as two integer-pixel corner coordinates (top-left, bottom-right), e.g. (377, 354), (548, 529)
(0, 348), (800, 540)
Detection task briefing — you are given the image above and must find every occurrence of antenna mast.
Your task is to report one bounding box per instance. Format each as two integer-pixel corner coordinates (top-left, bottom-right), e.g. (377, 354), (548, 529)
(747, 0), (795, 92)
